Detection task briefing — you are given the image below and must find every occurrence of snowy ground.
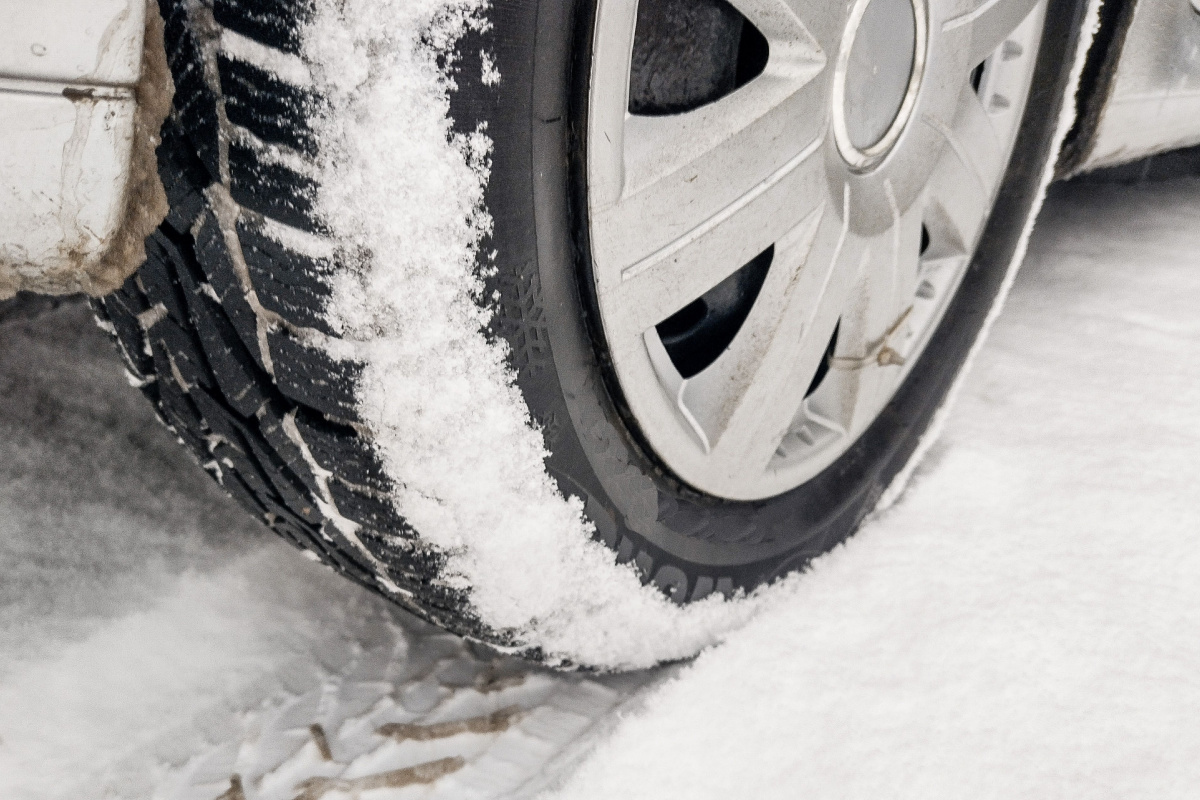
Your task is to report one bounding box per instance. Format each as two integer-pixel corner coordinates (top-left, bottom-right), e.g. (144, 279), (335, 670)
(1, 178), (1198, 799)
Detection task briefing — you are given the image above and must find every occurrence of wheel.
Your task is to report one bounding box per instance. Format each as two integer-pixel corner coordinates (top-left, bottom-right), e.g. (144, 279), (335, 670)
(96, 0), (1088, 668)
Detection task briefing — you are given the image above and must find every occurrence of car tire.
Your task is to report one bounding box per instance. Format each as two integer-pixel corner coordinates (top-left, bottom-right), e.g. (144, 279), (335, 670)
(95, 0), (1089, 661)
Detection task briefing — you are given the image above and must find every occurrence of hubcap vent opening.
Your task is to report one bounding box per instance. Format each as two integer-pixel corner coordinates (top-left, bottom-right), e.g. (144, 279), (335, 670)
(804, 322), (840, 399)
(657, 245), (773, 379)
(629, 0), (770, 117)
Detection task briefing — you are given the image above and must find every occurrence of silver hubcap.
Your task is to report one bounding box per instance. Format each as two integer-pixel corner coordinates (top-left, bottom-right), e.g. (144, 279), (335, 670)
(587, 0), (1047, 501)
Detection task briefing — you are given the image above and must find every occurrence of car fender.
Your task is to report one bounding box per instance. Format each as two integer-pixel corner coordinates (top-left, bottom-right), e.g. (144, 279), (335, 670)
(1062, 0), (1200, 176)
(0, 0), (170, 299)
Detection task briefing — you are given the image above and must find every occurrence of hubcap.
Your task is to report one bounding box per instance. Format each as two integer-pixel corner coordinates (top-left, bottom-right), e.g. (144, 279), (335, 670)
(587, 0), (1048, 500)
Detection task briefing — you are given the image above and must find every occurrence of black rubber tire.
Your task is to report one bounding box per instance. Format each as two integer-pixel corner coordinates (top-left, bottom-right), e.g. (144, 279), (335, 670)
(96, 0), (1087, 654)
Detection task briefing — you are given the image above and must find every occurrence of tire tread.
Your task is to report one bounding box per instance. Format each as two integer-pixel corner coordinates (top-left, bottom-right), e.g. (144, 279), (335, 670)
(97, 0), (487, 640)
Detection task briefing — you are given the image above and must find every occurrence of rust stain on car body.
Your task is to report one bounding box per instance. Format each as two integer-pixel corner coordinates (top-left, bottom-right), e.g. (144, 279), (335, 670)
(61, 86), (99, 102)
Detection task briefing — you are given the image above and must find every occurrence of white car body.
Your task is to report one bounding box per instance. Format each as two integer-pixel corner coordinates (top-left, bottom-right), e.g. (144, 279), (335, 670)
(0, 0), (1198, 299)
(1081, 0), (1200, 170)
(0, 0), (167, 298)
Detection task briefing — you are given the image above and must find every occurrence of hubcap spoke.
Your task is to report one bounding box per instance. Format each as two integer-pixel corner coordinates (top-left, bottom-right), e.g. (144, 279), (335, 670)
(588, 0), (830, 210)
(705, 192), (859, 483)
(617, 75), (825, 225)
(596, 138), (828, 342)
(679, 203), (828, 445)
(827, 207), (923, 434)
(920, 81), (1007, 249)
(939, 0), (1042, 66)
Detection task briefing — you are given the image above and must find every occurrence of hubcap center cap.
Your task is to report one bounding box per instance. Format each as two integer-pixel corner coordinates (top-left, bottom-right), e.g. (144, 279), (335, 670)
(833, 0), (926, 170)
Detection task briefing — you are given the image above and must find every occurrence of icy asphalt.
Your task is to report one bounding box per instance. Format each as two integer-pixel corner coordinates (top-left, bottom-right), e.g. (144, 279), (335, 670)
(1, 178), (1198, 799)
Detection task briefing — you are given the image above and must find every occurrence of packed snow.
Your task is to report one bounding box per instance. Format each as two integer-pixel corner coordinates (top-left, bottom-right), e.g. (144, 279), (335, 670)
(0, 177), (1196, 797)
(548, 179), (1200, 799)
(0, 299), (666, 799)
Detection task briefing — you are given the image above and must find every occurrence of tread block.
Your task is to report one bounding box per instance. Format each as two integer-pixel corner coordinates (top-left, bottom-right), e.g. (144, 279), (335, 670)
(163, 31), (222, 183)
(191, 210), (268, 369)
(360, 531), (450, 586)
(152, 351), (210, 456)
(356, 529), (428, 583)
(409, 580), (470, 616)
(92, 299), (149, 380)
(165, 227), (218, 304)
(266, 332), (362, 422)
(292, 408), (391, 491)
(158, 0), (189, 51)
(189, 293), (272, 417)
(104, 279), (155, 378)
(218, 54), (319, 155)
(271, 517), (378, 593)
(111, 273), (152, 316)
(146, 317), (214, 391)
(268, 515), (313, 552)
(318, 521), (386, 582)
(212, 440), (274, 500)
(328, 478), (411, 534)
(257, 402), (322, 496)
(222, 471), (270, 519)
(257, 489), (311, 531)
(157, 120), (215, 232)
(187, 386), (309, 524)
(213, 0), (309, 56)
(237, 218), (337, 335)
(140, 232), (193, 324)
(189, 385), (249, 452)
(244, 434), (323, 525)
(229, 140), (323, 234)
